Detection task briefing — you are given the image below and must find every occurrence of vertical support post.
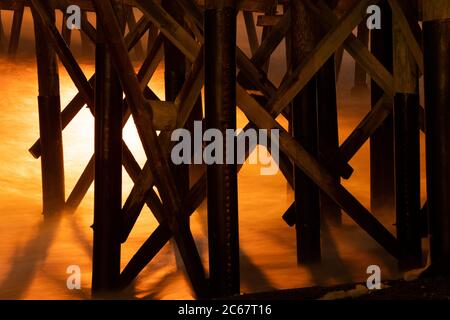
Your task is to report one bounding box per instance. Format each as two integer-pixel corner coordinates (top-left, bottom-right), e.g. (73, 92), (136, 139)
(370, 0), (395, 215)
(283, 0), (292, 176)
(393, 0), (422, 270)
(0, 10), (5, 53)
(32, 4), (65, 219)
(8, 0), (25, 59)
(351, 21), (369, 95)
(205, 0), (239, 297)
(92, 2), (124, 294)
(291, 0), (321, 263)
(317, 0), (341, 225)
(423, 0), (450, 270)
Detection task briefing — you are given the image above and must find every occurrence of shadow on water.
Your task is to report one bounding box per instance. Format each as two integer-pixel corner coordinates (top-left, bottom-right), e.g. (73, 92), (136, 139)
(304, 221), (355, 285)
(68, 214), (93, 261)
(261, 218), (354, 285)
(0, 217), (61, 299)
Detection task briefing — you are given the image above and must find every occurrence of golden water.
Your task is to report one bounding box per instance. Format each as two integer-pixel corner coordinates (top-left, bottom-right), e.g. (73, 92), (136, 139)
(0, 9), (428, 300)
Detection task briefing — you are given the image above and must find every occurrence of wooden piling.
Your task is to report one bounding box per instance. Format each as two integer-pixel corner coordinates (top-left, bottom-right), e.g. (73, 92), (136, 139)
(370, 0), (395, 215)
(423, 0), (450, 270)
(317, 0), (341, 225)
(290, 0), (321, 264)
(91, 3), (124, 294)
(205, 0), (240, 297)
(392, 0), (422, 270)
(32, 3), (65, 219)
(8, 0), (24, 59)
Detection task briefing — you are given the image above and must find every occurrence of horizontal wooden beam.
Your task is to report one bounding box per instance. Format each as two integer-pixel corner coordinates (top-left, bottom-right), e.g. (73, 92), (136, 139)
(256, 14), (282, 26)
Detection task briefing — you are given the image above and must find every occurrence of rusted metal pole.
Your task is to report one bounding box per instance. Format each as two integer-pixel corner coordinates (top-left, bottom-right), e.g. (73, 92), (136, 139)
(393, 0), (422, 270)
(291, 0), (321, 263)
(8, 0), (24, 59)
(370, 0), (395, 215)
(32, 4), (65, 220)
(317, 64), (341, 225)
(205, 0), (239, 297)
(283, 0), (293, 184)
(92, 3), (124, 294)
(351, 21), (369, 95)
(423, 0), (450, 270)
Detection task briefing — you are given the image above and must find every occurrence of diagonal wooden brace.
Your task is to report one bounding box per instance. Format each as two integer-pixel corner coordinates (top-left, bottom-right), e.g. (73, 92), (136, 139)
(93, 0), (208, 298)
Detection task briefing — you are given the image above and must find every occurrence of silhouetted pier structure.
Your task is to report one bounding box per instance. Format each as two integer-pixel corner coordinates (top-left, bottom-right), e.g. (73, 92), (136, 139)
(1, 0), (450, 298)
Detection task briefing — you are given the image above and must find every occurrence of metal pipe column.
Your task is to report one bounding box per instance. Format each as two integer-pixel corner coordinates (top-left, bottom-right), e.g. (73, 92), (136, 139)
(92, 1), (124, 294)
(205, 0), (240, 297)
